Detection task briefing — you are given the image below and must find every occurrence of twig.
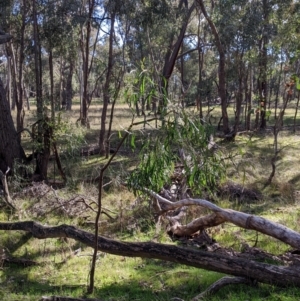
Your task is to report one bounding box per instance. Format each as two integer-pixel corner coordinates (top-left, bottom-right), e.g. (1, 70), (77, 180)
(191, 276), (255, 300)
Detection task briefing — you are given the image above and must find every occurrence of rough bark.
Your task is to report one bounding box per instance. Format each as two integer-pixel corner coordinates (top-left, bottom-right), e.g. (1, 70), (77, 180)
(0, 221), (300, 287)
(0, 78), (26, 172)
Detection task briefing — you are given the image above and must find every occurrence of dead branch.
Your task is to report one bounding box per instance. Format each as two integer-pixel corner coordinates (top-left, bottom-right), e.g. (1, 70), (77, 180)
(146, 189), (300, 249)
(191, 276), (256, 300)
(0, 221), (300, 288)
(40, 296), (105, 301)
(3, 257), (39, 267)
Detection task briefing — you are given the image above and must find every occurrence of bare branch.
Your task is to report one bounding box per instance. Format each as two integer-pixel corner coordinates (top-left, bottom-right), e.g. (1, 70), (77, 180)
(191, 276), (255, 300)
(146, 189), (300, 249)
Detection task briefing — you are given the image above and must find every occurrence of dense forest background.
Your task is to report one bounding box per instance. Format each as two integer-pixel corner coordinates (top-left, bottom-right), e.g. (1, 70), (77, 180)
(1, 1), (300, 301)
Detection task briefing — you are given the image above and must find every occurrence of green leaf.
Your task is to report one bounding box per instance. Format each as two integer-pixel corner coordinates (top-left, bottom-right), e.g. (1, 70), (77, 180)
(130, 135), (136, 150)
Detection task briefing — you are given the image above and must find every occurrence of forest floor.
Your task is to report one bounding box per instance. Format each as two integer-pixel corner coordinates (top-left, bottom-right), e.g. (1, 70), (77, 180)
(1, 101), (300, 301)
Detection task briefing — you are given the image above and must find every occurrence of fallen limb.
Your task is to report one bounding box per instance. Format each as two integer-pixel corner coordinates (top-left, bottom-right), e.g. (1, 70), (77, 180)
(0, 221), (300, 287)
(147, 189), (300, 249)
(3, 256), (39, 267)
(191, 276), (255, 300)
(40, 296), (104, 301)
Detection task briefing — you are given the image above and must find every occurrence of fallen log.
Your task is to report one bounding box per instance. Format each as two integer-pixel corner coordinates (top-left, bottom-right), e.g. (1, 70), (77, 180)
(40, 296), (104, 301)
(0, 221), (300, 287)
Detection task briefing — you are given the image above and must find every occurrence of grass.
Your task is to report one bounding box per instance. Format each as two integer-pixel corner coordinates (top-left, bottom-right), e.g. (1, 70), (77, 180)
(1, 100), (300, 300)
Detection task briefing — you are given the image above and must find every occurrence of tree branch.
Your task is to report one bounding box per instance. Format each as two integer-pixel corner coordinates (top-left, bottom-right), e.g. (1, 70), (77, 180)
(146, 189), (300, 249)
(191, 276), (256, 300)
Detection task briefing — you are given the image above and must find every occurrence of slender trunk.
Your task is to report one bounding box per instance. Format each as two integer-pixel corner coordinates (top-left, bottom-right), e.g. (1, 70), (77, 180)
(159, 3), (195, 112)
(293, 91), (300, 132)
(49, 50), (55, 121)
(33, 0), (43, 136)
(65, 61), (74, 111)
(81, 0), (95, 128)
(197, 0), (229, 134)
(197, 14), (203, 121)
(58, 57), (64, 111)
(99, 11), (115, 156)
(105, 73), (123, 158)
(6, 55), (11, 108)
(244, 64), (249, 129)
(233, 54), (244, 136)
(16, 0), (27, 142)
(259, 0), (269, 130)
(24, 83), (30, 110)
(33, 0), (48, 180)
(7, 43), (18, 113)
(275, 60), (283, 119)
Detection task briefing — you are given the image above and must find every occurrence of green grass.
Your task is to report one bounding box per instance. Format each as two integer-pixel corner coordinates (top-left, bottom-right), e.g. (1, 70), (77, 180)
(2, 101), (300, 300)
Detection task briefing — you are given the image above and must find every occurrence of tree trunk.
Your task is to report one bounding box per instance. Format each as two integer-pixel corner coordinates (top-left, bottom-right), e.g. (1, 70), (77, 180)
(259, 0), (270, 130)
(99, 11), (115, 156)
(233, 52), (244, 137)
(16, 0), (27, 139)
(33, 0), (43, 137)
(159, 3), (195, 113)
(197, 0), (229, 134)
(197, 12), (204, 121)
(65, 61), (74, 111)
(0, 30), (26, 172)
(49, 49), (55, 121)
(0, 78), (26, 173)
(80, 0), (95, 128)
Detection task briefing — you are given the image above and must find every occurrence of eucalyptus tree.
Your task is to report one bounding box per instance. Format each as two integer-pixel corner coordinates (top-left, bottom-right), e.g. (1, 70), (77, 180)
(0, 0), (30, 138)
(0, 29), (26, 174)
(122, 0), (197, 115)
(196, 0), (230, 135)
(42, 0), (80, 116)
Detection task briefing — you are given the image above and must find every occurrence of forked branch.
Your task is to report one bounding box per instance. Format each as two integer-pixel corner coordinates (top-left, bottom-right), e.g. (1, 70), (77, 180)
(146, 189), (300, 249)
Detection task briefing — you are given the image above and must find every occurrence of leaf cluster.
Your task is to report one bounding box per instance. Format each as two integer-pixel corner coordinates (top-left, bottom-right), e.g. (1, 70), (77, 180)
(128, 109), (225, 197)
